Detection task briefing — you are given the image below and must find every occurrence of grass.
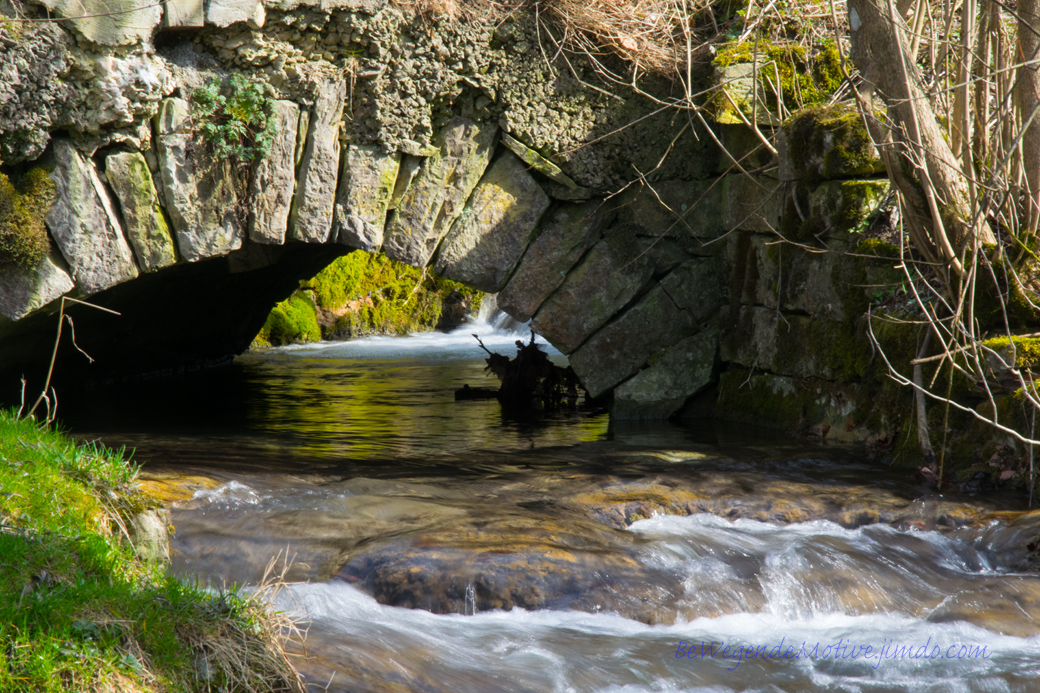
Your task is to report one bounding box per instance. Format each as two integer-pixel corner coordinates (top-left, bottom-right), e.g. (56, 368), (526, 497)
(0, 410), (304, 693)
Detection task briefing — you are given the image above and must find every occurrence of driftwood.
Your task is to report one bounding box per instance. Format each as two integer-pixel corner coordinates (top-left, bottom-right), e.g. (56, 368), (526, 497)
(458, 331), (582, 408)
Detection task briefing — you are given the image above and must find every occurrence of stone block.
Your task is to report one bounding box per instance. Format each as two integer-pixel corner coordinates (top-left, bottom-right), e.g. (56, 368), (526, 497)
(530, 231), (654, 354)
(710, 63), (780, 126)
(499, 133), (578, 190)
(612, 329), (719, 420)
(778, 104), (885, 182)
(105, 151), (177, 271)
(497, 198), (614, 322)
(206, 0), (266, 27)
(714, 370), (879, 443)
(612, 179), (722, 242)
(659, 258), (722, 323)
(805, 179), (889, 237)
(46, 140), (138, 294)
(290, 80), (348, 243)
(249, 100), (300, 245)
(569, 285), (697, 398)
(164, 0), (204, 27)
(780, 246), (845, 322)
(383, 117), (497, 267)
(432, 152), (550, 292)
(724, 231), (777, 308)
(723, 173), (781, 234)
(715, 123), (777, 175)
(155, 98), (244, 261)
(37, 0), (162, 45)
(720, 306), (868, 382)
(0, 252), (75, 321)
(334, 144), (401, 252)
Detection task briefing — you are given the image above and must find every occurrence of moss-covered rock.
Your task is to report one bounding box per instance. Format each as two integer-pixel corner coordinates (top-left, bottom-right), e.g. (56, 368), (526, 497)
(255, 251), (482, 345)
(0, 167), (54, 271)
(259, 290), (321, 345)
(779, 103), (885, 182)
(711, 41), (845, 125)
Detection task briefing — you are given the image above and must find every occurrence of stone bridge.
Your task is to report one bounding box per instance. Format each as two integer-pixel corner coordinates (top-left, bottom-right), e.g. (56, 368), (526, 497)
(0, 0), (897, 430)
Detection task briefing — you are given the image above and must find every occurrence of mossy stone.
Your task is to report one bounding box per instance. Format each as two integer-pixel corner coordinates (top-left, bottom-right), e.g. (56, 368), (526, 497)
(779, 103), (885, 182)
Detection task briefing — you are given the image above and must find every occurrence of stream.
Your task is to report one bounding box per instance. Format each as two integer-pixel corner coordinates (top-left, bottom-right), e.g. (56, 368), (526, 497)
(56, 312), (1040, 692)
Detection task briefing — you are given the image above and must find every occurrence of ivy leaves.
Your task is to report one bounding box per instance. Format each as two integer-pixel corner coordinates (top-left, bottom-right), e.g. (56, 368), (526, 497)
(190, 74), (276, 166)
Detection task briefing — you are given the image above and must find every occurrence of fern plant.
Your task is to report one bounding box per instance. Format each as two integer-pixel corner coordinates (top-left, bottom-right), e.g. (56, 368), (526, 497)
(190, 74), (277, 166)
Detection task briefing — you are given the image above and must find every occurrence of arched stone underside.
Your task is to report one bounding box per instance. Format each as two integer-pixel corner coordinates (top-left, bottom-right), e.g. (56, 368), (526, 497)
(0, 0), (896, 431)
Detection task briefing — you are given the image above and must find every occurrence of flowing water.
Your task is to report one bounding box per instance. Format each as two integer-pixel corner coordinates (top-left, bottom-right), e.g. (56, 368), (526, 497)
(56, 309), (1040, 692)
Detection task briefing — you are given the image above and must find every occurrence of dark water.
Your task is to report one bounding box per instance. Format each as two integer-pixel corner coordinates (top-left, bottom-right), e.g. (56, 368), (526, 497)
(52, 322), (1040, 693)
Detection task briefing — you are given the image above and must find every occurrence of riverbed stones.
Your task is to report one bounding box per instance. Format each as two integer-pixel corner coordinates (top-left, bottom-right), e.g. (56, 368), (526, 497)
(334, 144), (401, 252)
(497, 199), (614, 322)
(46, 140), (139, 293)
(569, 285), (697, 398)
(612, 330), (719, 420)
(0, 252), (75, 321)
(105, 151), (177, 271)
(382, 117), (497, 267)
(432, 152), (550, 292)
(530, 233), (655, 354)
(249, 100), (300, 245)
(290, 80), (348, 244)
(36, 0), (161, 45)
(155, 98), (244, 261)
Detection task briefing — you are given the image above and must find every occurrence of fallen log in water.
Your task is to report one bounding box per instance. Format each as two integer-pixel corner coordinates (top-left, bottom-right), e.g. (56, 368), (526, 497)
(455, 332), (583, 408)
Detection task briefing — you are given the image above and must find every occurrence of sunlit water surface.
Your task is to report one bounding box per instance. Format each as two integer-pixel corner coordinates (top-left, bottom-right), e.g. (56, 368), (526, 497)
(54, 315), (1040, 693)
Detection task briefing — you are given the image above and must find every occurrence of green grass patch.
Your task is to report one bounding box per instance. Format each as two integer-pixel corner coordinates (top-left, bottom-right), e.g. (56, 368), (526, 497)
(0, 411), (302, 692)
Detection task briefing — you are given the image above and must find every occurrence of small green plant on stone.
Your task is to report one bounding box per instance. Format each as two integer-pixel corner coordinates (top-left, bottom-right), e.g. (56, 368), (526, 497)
(190, 74), (276, 166)
(0, 167), (55, 271)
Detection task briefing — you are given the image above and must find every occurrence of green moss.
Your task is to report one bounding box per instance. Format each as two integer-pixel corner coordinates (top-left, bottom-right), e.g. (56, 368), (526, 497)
(980, 336), (1040, 368)
(260, 291), (321, 345)
(712, 39), (845, 120)
(856, 237), (900, 258)
(0, 411), (300, 692)
(783, 103), (881, 182)
(311, 252), (482, 339)
(0, 167), (55, 271)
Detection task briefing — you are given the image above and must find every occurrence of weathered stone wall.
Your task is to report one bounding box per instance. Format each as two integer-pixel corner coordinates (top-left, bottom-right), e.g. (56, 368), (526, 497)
(0, 0), (904, 438)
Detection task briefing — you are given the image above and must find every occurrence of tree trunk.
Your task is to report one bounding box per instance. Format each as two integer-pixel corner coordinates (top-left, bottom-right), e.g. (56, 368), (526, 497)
(1019, 0), (1040, 244)
(848, 0), (994, 277)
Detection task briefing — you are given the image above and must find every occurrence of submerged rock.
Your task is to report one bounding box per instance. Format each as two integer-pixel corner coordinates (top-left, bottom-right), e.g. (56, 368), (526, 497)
(336, 515), (683, 623)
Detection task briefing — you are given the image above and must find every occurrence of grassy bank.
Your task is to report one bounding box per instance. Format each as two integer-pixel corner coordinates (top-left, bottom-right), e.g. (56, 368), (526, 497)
(0, 411), (302, 692)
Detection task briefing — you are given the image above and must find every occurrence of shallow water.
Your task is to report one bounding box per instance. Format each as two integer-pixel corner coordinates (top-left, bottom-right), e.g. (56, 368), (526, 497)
(55, 316), (1040, 692)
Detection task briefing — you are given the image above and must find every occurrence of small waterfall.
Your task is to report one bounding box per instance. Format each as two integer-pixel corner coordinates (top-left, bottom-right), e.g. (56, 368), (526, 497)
(469, 294), (527, 335)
